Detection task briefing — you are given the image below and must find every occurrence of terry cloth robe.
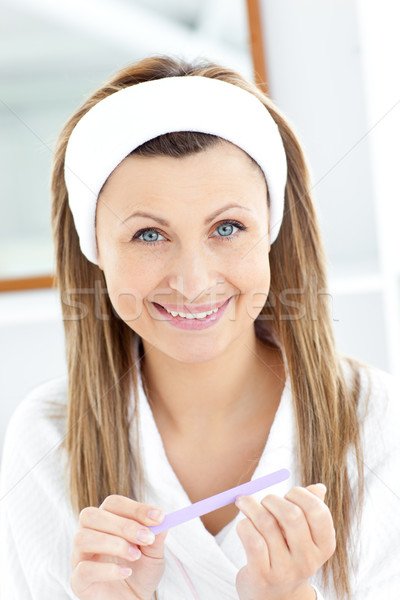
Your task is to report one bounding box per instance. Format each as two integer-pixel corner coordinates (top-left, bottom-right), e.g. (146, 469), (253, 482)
(0, 332), (400, 599)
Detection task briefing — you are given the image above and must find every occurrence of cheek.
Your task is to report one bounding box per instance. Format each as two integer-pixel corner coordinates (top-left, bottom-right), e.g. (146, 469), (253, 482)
(110, 288), (144, 323)
(237, 252), (271, 320)
(102, 262), (152, 324)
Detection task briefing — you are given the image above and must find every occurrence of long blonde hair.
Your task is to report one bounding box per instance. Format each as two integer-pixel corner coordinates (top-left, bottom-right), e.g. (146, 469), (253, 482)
(51, 54), (371, 599)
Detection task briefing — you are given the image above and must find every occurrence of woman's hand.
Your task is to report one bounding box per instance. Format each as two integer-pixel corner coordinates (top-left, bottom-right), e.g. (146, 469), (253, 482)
(235, 483), (336, 600)
(70, 495), (168, 600)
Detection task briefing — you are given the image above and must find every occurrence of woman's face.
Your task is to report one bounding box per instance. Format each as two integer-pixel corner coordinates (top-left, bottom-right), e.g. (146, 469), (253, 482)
(95, 139), (271, 362)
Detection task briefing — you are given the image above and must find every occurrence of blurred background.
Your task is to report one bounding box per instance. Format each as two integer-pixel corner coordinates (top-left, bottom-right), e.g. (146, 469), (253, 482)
(1, 0), (400, 462)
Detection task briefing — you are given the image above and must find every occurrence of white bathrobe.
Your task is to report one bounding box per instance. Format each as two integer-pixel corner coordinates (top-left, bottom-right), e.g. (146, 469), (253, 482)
(1, 335), (400, 599)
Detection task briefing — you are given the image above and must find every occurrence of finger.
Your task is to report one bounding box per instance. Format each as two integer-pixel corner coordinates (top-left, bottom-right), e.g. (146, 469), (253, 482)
(75, 504), (166, 569)
(138, 529), (169, 560)
(71, 559), (133, 595)
(235, 495), (289, 567)
(86, 495), (165, 539)
(72, 528), (142, 570)
(80, 505), (156, 546)
(236, 516), (270, 571)
(284, 486), (335, 554)
(72, 526), (168, 571)
(260, 494), (313, 559)
(98, 494), (165, 527)
(306, 483), (327, 502)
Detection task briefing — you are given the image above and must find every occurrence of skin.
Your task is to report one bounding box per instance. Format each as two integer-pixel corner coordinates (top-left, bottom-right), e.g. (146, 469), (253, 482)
(235, 484), (336, 600)
(95, 139), (281, 437)
(89, 139), (336, 600)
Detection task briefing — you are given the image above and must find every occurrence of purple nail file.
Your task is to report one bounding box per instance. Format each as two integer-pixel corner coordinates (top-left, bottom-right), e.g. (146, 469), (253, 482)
(149, 468), (290, 535)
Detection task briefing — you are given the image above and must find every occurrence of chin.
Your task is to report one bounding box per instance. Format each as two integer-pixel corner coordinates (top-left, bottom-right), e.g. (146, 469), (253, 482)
(162, 338), (224, 364)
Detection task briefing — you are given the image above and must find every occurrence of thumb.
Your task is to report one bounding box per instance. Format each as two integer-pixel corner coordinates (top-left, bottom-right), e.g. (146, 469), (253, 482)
(140, 529), (169, 559)
(306, 483), (327, 502)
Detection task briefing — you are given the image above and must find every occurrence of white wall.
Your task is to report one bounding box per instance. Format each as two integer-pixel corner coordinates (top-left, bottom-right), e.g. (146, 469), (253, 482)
(260, 0), (400, 377)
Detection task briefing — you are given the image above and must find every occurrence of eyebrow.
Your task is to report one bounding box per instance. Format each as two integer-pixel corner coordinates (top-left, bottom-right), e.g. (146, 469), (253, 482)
(122, 203), (252, 227)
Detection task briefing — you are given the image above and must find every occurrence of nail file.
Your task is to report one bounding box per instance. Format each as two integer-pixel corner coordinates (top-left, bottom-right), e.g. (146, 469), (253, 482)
(148, 468), (290, 534)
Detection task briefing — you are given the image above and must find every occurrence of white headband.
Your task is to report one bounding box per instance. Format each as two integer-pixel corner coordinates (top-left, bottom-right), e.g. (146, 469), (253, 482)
(64, 75), (287, 265)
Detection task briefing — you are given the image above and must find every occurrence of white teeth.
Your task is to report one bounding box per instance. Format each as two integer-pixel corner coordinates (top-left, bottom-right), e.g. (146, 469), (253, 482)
(164, 306), (219, 319)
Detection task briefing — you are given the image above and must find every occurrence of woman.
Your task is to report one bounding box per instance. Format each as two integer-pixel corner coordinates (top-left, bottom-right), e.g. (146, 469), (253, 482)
(1, 55), (399, 600)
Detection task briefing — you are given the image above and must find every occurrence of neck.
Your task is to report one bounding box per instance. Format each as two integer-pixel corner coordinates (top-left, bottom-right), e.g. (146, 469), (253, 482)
(138, 329), (286, 439)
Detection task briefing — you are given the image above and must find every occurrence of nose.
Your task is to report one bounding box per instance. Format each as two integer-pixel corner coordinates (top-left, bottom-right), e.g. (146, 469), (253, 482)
(167, 245), (221, 304)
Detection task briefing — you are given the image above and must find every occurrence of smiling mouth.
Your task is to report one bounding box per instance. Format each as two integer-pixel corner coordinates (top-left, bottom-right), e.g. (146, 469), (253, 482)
(152, 302), (225, 319)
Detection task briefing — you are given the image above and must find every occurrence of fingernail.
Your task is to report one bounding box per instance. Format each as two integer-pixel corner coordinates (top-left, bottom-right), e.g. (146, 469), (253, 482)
(120, 566), (132, 578)
(235, 494), (245, 506)
(127, 544), (141, 560)
(137, 528), (155, 544)
(148, 508), (164, 522)
(317, 483), (327, 495)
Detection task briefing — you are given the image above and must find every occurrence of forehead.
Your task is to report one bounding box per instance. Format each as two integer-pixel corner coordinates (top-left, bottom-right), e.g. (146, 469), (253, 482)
(100, 139), (265, 195)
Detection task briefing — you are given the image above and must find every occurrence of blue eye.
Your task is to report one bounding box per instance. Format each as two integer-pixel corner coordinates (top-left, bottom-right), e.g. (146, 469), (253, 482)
(131, 220), (247, 247)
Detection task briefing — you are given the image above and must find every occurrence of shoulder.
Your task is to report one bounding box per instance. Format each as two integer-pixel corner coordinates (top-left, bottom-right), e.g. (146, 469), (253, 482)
(14, 373), (68, 411)
(0, 373), (71, 516)
(0, 376), (79, 595)
(340, 356), (400, 424)
(341, 357), (400, 493)
(361, 363), (399, 459)
(337, 363), (400, 594)
(3, 375), (68, 443)
(1, 375), (69, 493)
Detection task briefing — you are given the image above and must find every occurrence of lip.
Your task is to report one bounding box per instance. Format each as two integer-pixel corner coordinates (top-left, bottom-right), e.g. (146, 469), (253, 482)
(154, 299), (229, 314)
(152, 297), (232, 331)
